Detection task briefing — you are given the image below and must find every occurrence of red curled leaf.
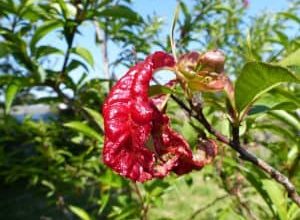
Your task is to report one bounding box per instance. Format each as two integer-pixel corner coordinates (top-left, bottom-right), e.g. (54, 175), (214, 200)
(151, 106), (218, 176)
(103, 51), (175, 182)
(103, 51), (217, 182)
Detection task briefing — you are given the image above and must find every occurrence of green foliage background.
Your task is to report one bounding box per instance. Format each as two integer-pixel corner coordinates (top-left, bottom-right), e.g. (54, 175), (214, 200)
(0, 0), (299, 219)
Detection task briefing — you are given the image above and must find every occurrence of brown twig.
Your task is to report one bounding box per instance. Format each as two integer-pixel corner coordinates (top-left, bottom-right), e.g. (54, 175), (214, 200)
(94, 19), (110, 80)
(132, 183), (149, 220)
(171, 94), (300, 207)
(236, 195), (258, 220)
(188, 194), (229, 220)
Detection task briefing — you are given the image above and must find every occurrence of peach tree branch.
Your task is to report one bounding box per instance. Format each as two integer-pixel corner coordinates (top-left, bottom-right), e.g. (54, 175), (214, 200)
(171, 94), (300, 207)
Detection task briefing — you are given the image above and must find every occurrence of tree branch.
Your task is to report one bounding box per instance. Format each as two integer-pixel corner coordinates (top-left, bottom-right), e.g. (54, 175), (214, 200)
(94, 20), (110, 79)
(171, 94), (300, 207)
(132, 183), (149, 220)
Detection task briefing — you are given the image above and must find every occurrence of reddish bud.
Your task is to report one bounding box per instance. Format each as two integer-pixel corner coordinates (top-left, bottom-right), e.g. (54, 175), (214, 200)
(200, 50), (225, 73)
(177, 50), (228, 92)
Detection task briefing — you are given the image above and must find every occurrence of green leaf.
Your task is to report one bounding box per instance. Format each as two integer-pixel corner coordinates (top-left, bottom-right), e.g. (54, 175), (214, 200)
(37, 66), (47, 83)
(271, 102), (299, 111)
(41, 179), (56, 197)
(288, 203), (300, 220)
(57, 1), (77, 19)
(0, 42), (11, 58)
(180, 121), (198, 146)
(278, 12), (300, 24)
(248, 105), (270, 115)
(249, 102), (299, 115)
(98, 193), (110, 214)
(18, 0), (35, 17)
(262, 179), (288, 220)
(30, 20), (63, 53)
(64, 121), (103, 142)
(213, 5), (234, 14)
(5, 80), (21, 114)
(0, 75), (15, 86)
(67, 59), (89, 73)
(20, 4), (46, 21)
(71, 47), (94, 67)
(219, 209), (246, 220)
(234, 62), (300, 114)
(268, 110), (300, 131)
(274, 30), (288, 46)
(148, 85), (173, 96)
(35, 45), (63, 59)
(180, 1), (190, 21)
(242, 170), (277, 217)
(3, 33), (34, 71)
(248, 88), (300, 115)
(69, 205), (91, 220)
(253, 124), (295, 143)
(83, 107), (104, 131)
(41, 179), (55, 191)
(97, 5), (142, 22)
(279, 49), (300, 69)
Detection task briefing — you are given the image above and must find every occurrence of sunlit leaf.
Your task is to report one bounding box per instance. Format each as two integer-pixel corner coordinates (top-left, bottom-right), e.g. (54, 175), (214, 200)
(235, 62), (300, 114)
(35, 45), (63, 59)
(69, 205), (92, 220)
(83, 107), (104, 131)
(5, 80), (21, 114)
(97, 5), (142, 22)
(279, 48), (300, 70)
(98, 193), (110, 214)
(64, 121), (103, 142)
(30, 20), (63, 53)
(213, 5), (234, 14)
(249, 102), (299, 115)
(41, 179), (55, 197)
(278, 12), (300, 24)
(37, 66), (47, 83)
(271, 102), (299, 111)
(288, 203), (300, 220)
(268, 110), (300, 131)
(57, 0), (77, 18)
(242, 168), (276, 216)
(262, 179), (288, 220)
(71, 47), (94, 67)
(67, 59), (89, 73)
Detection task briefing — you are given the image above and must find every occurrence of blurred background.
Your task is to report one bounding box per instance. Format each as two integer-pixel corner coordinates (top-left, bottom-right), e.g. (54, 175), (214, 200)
(0, 0), (299, 219)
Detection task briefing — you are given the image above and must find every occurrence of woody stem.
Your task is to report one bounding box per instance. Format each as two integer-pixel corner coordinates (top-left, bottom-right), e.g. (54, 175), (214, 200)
(171, 94), (300, 207)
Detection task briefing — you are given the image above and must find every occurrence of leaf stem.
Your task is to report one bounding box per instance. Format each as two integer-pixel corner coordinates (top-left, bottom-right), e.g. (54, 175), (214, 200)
(170, 3), (180, 62)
